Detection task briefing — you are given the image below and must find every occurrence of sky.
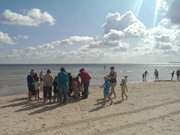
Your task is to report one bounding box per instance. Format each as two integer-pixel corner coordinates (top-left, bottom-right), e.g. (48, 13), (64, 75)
(0, 0), (180, 64)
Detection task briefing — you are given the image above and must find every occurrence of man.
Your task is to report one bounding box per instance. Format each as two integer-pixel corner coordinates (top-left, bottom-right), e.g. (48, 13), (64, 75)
(27, 69), (35, 101)
(79, 68), (91, 99)
(108, 66), (117, 99)
(43, 69), (53, 103)
(57, 67), (69, 103)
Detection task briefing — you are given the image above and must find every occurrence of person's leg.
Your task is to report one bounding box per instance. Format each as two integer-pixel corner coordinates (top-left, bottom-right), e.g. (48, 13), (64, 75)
(57, 88), (62, 103)
(49, 86), (52, 103)
(83, 82), (89, 99)
(63, 89), (67, 103)
(43, 87), (47, 103)
(111, 83), (116, 98)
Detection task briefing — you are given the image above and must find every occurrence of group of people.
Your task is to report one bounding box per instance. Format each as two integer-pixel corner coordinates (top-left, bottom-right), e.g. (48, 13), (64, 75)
(27, 66), (129, 107)
(171, 69), (180, 81)
(27, 68), (91, 103)
(101, 66), (128, 106)
(142, 69), (180, 82)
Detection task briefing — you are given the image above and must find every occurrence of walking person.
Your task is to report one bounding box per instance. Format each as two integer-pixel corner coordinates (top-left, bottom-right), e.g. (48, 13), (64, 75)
(79, 68), (91, 99)
(171, 71), (175, 80)
(57, 67), (69, 104)
(108, 66), (117, 99)
(100, 76), (113, 106)
(154, 69), (159, 81)
(43, 69), (53, 103)
(176, 69), (180, 81)
(144, 70), (148, 81)
(27, 69), (35, 101)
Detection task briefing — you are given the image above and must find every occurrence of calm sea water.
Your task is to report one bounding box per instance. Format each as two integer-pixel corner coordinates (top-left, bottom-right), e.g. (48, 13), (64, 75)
(0, 64), (180, 96)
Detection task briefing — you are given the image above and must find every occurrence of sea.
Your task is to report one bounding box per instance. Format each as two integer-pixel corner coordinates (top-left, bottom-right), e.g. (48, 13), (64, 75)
(0, 64), (180, 96)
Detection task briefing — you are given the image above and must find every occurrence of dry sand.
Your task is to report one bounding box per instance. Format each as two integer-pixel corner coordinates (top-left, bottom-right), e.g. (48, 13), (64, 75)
(0, 81), (180, 135)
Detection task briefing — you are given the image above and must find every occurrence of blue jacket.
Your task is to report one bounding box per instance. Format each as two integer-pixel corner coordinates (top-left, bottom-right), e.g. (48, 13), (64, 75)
(27, 75), (34, 87)
(57, 71), (69, 90)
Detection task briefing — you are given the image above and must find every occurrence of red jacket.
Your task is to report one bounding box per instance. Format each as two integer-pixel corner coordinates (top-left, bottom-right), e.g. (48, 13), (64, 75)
(80, 71), (91, 83)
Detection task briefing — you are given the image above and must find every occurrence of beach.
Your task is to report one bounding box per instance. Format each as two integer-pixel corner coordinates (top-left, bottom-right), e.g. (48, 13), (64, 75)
(0, 81), (180, 135)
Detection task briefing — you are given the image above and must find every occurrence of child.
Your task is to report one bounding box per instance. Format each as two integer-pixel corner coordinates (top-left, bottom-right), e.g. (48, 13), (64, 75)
(120, 76), (128, 101)
(34, 73), (40, 100)
(72, 76), (81, 99)
(101, 76), (113, 106)
(53, 76), (58, 102)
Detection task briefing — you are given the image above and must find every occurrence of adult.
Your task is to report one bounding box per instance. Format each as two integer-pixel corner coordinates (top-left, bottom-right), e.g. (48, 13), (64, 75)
(108, 66), (117, 99)
(144, 70), (148, 81)
(171, 71), (175, 80)
(43, 69), (53, 103)
(68, 73), (73, 97)
(39, 70), (44, 92)
(79, 68), (91, 99)
(176, 69), (180, 81)
(154, 69), (159, 81)
(57, 67), (69, 103)
(27, 69), (35, 101)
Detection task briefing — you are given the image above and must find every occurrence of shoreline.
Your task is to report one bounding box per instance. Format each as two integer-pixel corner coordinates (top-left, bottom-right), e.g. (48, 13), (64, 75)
(0, 80), (179, 98)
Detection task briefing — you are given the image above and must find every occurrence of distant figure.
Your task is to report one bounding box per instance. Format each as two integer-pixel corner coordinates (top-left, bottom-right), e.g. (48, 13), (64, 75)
(144, 70), (148, 81)
(101, 76), (113, 106)
(108, 66), (117, 99)
(34, 73), (40, 100)
(39, 70), (44, 92)
(43, 69), (53, 103)
(120, 76), (128, 101)
(171, 71), (175, 80)
(68, 73), (73, 97)
(53, 76), (58, 102)
(72, 76), (81, 99)
(27, 69), (35, 101)
(176, 69), (180, 81)
(142, 73), (145, 82)
(154, 69), (159, 81)
(79, 68), (91, 99)
(57, 67), (69, 103)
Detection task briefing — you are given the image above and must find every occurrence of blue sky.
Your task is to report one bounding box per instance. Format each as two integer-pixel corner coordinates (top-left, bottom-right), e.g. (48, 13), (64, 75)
(0, 0), (179, 63)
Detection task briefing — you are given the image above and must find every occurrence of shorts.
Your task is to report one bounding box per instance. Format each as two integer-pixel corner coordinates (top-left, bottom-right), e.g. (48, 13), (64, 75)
(28, 85), (35, 95)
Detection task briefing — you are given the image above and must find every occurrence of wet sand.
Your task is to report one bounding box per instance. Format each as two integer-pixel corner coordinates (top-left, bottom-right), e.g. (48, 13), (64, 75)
(0, 82), (180, 135)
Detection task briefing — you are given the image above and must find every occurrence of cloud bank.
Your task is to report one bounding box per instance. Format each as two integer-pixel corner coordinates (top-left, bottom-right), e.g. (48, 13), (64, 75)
(1, 8), (180, 63)
(1, 9), (55, 26)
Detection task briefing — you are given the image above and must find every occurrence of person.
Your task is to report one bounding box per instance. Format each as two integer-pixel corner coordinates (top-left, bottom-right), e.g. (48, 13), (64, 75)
(27, 69), (35, 101)
(171, 71), (175, 80)
(43, 69), (53, 103)
(57, 67), (69, 103)
(108, 66), (117, 99)
(68, 73), (73, 97)
(142, 73), (145, 82)
(120, 77), (128, 101)
(154, 69), (159, 81)
(72, 76), (81, 99)
(53, 76), (58, 102)
(144, 70), (148, 81)
(100, 76), (113, 106)
(79, 68), (91, 99)
(176, 69), (180, 81)
(34, 73), (40, 100)
(39, 70), (44, 93)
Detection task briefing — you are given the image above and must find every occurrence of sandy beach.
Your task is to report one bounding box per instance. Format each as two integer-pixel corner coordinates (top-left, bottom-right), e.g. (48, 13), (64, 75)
(0, 81), (180, 135)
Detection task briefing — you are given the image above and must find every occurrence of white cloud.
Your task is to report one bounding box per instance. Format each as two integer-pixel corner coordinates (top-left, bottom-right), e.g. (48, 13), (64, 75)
(0, 32), (15, 45)
(102, 11), (146, 37)
(1, 9), (55, 26)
